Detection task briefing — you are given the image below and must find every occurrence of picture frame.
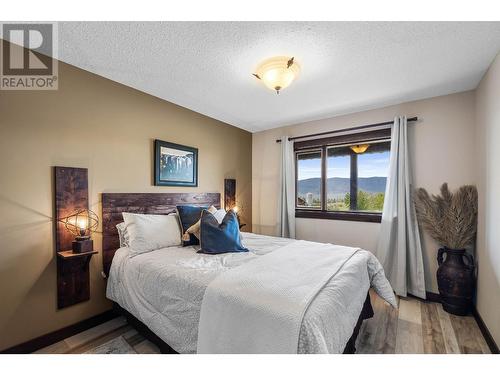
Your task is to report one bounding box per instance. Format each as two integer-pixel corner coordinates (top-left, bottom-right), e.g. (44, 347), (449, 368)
(154, 139), (198, 187)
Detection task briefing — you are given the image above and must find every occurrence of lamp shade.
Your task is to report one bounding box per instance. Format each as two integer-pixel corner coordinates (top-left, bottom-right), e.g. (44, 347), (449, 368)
(350, 144), (370, 154)
(61, 208), (99, 238)
(254, 56), (300, 94)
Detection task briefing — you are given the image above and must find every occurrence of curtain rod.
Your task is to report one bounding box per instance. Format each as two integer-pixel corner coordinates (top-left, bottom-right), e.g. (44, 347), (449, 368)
(275, 116), (418, 143)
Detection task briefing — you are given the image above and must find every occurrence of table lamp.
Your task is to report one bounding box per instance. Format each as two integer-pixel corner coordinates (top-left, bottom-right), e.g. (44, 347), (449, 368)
(61, 208), (99, 253)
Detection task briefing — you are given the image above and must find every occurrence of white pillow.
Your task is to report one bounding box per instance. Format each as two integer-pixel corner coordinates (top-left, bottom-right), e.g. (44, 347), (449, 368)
(122, 212), (182, 257)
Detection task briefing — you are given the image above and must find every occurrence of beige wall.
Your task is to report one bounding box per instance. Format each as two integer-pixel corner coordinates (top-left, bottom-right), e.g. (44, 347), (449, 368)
(0, 55), (252, 350)
(253, 91), (477, 293)
(475, 53), (500, 346)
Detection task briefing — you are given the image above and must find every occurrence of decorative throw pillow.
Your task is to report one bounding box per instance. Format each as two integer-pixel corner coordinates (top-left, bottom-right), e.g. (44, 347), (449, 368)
(122, 212), (182, 257)
(186, 205), (219, 240)
(176, 205), (209, 246)
(199, 210), (248, 254)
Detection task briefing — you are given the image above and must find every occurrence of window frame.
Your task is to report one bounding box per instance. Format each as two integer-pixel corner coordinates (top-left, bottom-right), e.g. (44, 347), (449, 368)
(294, 128), (391, 223)
(295, 148), (324, 210)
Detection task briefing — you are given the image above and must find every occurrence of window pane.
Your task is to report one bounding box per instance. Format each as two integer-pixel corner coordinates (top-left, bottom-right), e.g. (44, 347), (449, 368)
(357, 144), (390, 212)
(326, 141), (390, 212)
(326, 148), (350, 211)
(296, 151), (322, 208)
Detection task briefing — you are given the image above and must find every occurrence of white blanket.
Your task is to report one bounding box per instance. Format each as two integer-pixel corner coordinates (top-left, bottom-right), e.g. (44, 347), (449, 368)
(197, 240), (395, 354)
(107, 233), (396, 353)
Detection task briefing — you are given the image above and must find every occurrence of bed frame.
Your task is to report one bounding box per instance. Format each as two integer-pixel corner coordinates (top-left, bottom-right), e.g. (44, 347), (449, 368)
(101, 192), (374, 354)
(114, 295), (373, 354)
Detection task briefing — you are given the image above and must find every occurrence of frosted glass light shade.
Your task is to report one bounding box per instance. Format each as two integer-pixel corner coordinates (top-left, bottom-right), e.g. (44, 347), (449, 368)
(254, 56), (300, 94)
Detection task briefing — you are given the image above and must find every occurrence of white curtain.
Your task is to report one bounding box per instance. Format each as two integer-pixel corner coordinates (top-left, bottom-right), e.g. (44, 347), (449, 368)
(278, 136), (296, 238)
(375, 116), (426, 299)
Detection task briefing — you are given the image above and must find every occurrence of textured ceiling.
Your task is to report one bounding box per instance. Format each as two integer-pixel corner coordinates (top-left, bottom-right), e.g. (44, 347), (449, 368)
(57, 22), (500, 132)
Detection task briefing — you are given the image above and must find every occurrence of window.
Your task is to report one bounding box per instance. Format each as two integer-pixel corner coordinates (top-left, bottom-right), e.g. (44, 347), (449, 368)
(295, 129), (391, 222)
(296, 150), (322, 209)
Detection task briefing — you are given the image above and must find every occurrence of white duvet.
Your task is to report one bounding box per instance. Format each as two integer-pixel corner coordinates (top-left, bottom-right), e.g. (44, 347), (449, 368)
(106, 232), (396, 354)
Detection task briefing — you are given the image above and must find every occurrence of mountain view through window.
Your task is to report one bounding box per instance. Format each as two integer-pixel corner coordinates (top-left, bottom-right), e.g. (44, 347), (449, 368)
(296, 140), (390, 213)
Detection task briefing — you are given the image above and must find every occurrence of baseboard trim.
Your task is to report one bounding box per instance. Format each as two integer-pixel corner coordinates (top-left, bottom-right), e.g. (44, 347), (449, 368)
(472, 306), (499, 354)
(406, 291), (441, 303)
(0, 309), (118, 354)
(425, 291), (441, 303)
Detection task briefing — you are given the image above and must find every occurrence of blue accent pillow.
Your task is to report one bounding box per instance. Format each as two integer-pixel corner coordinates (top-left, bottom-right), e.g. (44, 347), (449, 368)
(199, 210), (248, 254)
(176, 205), (208, 246)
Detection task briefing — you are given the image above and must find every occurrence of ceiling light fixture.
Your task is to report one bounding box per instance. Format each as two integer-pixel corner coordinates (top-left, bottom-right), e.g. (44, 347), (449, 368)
(350, 144), (370, 154)
(253, 56), (300, 94)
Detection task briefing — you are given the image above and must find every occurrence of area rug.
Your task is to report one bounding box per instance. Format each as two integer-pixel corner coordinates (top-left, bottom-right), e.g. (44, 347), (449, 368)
(84, 336), (137, 354)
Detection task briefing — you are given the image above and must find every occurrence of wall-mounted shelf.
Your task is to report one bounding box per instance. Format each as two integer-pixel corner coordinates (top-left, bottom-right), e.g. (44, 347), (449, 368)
(57, 250), (98, 260)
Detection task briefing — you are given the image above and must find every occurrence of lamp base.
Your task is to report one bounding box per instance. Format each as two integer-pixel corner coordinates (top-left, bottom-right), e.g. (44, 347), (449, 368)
(72, 239), (94, 253)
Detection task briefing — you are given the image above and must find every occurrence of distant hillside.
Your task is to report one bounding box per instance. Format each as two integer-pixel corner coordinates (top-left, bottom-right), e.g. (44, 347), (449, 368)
(298, 177), (387, 198)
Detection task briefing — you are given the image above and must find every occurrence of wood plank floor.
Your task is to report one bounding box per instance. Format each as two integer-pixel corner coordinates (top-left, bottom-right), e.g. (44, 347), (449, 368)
(34, 316), (161, 354)
(34, 291), (490, 354)
(356, 290), (490, 354)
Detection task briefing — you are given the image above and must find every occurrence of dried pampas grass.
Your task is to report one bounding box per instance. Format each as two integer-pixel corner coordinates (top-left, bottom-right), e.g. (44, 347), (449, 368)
(414, 183), (477, 249)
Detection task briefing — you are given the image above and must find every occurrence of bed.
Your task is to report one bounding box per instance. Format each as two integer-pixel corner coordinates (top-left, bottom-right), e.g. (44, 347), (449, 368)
(102, 192), (396, 354)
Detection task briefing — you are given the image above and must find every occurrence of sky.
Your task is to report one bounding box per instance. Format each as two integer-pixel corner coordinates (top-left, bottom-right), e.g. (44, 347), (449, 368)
(297, 151), (390, 180)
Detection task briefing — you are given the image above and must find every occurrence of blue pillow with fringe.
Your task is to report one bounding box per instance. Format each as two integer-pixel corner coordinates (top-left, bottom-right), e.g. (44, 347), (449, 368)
(199, 210), (248, 254)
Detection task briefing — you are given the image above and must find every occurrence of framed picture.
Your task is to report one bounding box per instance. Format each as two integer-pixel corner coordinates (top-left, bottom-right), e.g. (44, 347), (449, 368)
(154, 139), (198, 187)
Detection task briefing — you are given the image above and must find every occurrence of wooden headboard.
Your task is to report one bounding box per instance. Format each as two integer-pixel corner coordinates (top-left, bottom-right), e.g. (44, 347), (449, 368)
(101, 192), (220, 276)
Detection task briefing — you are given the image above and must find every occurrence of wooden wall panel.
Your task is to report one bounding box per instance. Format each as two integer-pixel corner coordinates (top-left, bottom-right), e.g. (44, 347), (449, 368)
(54, 167), (91, 309)
(54, 167), (88, 252)
(224, 179), (236, 210)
